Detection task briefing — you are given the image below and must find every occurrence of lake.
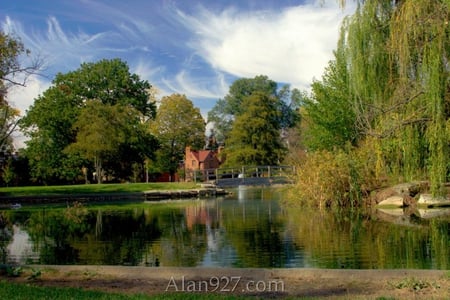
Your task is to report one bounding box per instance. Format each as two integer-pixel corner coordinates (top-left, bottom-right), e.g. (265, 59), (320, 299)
(1, 186), (449, 269)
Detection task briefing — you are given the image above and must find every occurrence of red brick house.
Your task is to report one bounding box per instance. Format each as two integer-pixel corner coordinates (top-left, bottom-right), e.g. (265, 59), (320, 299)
(184, 146), (221, 181)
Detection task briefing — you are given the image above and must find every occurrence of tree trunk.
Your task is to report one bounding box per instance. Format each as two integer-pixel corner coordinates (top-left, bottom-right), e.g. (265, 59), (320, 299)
(94, 155), (102, 184)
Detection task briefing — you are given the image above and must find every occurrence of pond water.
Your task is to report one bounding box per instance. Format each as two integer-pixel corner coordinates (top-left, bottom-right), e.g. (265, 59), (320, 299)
(1, 187), (449, 269)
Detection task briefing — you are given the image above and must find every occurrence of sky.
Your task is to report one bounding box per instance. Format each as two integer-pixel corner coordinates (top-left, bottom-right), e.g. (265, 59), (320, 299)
(1, 0), (355, 145)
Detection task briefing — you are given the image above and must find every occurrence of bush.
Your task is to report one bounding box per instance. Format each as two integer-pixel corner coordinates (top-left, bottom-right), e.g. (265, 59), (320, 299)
(288, 144), (382, 208)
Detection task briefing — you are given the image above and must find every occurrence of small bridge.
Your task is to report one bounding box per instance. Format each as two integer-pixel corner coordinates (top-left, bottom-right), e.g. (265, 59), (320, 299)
(187, 165), (294, 187)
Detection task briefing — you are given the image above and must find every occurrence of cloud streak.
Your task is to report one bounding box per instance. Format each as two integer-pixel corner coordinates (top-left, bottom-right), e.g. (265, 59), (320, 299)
(2, 0), (354, 123)
(178, 1), (354, 90)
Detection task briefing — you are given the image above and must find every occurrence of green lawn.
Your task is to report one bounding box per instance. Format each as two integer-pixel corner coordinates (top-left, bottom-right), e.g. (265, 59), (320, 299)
(0, 182), (199, 197)
(0, 281), (260, 300)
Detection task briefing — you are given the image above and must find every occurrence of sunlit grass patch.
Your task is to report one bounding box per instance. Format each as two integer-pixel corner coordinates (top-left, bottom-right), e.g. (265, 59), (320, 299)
(0, 182), (199, 197)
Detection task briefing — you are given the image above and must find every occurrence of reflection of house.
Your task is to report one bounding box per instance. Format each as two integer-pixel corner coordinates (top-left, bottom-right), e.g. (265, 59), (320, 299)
(184, 146), (222, 182)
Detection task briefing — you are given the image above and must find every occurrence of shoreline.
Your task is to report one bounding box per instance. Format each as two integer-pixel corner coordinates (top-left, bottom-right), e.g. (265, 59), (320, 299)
(0, 188), (231, 206)
(2, 265), (448, 299)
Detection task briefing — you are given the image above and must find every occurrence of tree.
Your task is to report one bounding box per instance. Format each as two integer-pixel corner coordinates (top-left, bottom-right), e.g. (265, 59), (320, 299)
(302, 27), (358, 151)
(299, 0), (450, 201)
(0, 32), (42, 151)
(65, 100), (147, 183)
(223, 92), (285, 166)
(1, 157), (15, 186)
(207, 75), (299, 143)
(149, 94), (205, 181)
(21, 58), (156, 184)
(0, 32), (42, 101)
(0, 105), (20, 153)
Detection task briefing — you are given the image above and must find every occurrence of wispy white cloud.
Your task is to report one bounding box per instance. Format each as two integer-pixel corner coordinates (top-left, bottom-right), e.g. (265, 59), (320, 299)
(2, 16), (117, 76)
(2, 0), (355, 128)
(7, 75), (50, 115)
(177, 1), (355, 90)
(7, 75), (50, 148)
(162, 70), (228, 99)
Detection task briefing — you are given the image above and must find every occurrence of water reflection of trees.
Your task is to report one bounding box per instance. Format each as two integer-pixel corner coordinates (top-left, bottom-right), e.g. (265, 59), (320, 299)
(221, 198), (297, 268)
(2, 190), (447, 269)
(150, 209), (207, 267)
(286, 208), (450, 269)
(6, 203), (210, 266)
(0, 212), (13, 264)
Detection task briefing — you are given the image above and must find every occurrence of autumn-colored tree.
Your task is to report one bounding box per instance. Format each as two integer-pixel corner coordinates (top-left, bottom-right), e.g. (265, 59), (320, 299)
(0, 31), (42, 152)
(149, 94), (205, 181)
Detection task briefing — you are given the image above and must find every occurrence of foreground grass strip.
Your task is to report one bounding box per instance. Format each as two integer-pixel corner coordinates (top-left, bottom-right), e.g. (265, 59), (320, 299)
(0, 281), (262, 300)
(0, 281), (146, 300)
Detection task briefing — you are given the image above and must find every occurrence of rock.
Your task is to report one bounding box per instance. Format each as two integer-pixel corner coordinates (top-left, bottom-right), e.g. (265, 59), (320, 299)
(376, 195), (405, 207)
(417, 194), (450, 207)
(371, 181), (428, 207)
(200, 183), (216, 189)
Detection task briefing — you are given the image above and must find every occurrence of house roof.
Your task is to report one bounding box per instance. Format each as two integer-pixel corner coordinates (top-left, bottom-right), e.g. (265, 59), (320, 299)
(189, 149), (215, 162)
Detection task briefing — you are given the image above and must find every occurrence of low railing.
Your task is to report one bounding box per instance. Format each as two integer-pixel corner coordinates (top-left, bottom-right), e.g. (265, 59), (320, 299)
(185, 165), (294, 184)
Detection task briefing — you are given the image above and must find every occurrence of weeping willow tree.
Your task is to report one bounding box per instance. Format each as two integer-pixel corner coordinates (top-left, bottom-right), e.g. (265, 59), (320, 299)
(297, 0), (450, 206)
(392, 1), (450, 194)
(344, 0), (449, 194)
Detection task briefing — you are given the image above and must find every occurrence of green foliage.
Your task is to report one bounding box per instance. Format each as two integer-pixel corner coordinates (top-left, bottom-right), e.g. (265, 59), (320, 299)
(223, 92), (285, 166)
(208, 75), (299, 143)
(6, 266), (22, 277)
(20, 58), (156, 184)
(295, 0), (450, 206)
(209, 75), (299, 166)
(303, 51), (357, 151)
(208, 75), (277, 142)
(65, 100), (154, 183)
(0, 105), (20, 152)
(149, 94), (205, 180)
(1, 158), (15, 186)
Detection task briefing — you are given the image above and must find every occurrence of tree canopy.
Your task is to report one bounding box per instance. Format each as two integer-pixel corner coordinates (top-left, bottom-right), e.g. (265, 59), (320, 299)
(149, 94), (205, 181)
(208, 75), (300, 167)
(223, 92), (286, 166)
(21, 58), (157, 184)
(207, 75), (300, 144)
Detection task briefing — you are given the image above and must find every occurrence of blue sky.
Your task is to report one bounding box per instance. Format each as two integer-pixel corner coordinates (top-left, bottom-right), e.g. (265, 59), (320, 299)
(2, 0), (354, 127)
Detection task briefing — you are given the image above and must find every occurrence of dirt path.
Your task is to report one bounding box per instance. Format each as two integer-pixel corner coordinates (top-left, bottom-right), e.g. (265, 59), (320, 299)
(3, 265), (449, 299)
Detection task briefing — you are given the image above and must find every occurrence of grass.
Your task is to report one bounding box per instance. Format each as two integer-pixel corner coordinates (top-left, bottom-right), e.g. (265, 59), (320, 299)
(0, 182), (199, 197)
(1, 280), (151, 299)
(389, 277), (440, 291)
(0, 281), (268, 300)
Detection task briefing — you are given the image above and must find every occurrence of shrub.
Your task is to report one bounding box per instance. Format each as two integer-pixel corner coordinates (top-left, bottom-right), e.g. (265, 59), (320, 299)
(288, 144), (381, 208)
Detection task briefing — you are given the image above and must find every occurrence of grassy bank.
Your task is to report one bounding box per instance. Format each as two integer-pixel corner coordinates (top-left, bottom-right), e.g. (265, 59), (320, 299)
(0, 182), (199, 197)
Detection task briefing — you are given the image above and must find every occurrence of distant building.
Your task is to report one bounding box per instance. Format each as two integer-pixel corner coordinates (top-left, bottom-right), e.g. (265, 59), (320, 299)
(184, 146), (222, 182)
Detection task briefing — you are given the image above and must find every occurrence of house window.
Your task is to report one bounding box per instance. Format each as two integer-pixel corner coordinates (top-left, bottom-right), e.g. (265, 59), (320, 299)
(192, 160), (195, 167)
